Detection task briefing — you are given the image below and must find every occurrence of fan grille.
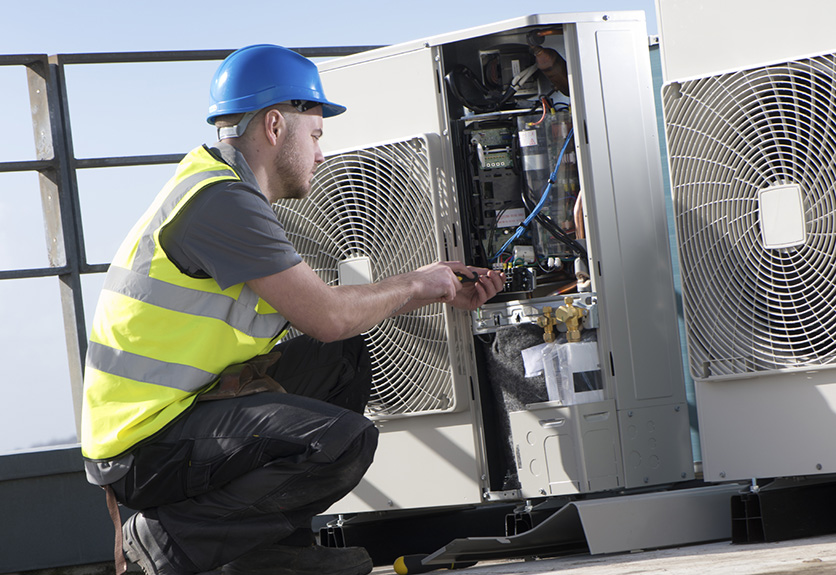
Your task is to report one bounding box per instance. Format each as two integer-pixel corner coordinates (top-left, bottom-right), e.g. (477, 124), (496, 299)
(664, 54), (836, 380)
(274, 136), (456, 416)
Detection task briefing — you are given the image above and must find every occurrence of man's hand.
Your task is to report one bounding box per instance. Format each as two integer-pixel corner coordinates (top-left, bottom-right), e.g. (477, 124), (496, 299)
(445, 265), (505, 311)
(410, 262), (504, 311)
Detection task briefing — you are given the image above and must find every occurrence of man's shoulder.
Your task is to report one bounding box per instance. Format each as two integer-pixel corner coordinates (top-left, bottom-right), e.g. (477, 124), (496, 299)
(191, 179), (272, 219)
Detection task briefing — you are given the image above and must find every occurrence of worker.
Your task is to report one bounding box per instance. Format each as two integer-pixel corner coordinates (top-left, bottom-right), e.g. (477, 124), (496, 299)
(80, 44), (505, 575)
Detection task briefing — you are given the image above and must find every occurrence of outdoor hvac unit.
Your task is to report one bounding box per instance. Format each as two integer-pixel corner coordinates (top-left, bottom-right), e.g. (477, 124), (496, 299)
(275, 12), (693, 515)
(658, 0), (836, 482)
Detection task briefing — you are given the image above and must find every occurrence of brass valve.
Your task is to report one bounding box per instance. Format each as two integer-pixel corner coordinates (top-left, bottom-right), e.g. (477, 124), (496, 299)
(554, 296), (584, 343)
(536, 306), (558, 343)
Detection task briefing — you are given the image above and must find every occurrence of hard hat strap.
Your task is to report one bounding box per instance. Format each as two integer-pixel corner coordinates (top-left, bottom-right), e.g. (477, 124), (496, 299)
(217, 110), (259, 140)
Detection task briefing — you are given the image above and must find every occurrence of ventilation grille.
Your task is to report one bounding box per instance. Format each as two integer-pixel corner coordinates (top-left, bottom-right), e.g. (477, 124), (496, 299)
(663, 54), (836, 380)
(274, 136), (457, 416)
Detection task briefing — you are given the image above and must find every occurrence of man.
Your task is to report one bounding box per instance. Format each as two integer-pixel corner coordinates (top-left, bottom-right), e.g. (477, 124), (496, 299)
(80, 44), (504, 575)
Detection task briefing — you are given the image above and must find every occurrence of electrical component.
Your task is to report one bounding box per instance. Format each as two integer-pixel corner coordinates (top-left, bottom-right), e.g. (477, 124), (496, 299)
(513, 245), (535, 264)
(505, 267), (535, 293)
(458, 52), (582, 300)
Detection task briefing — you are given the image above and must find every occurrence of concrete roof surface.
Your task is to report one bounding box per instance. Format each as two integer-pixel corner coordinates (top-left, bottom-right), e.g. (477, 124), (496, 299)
(371, 533), (836, 575)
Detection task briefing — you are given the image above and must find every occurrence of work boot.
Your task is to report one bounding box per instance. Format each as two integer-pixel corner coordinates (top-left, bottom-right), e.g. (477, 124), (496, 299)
(123, 512), (195, 575)
(222, 544), (373, 575)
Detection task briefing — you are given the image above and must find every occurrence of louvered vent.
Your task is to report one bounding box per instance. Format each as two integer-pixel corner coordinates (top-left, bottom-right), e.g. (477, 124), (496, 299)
(274, 135), (458, 416)
(663, 54), (836, 380)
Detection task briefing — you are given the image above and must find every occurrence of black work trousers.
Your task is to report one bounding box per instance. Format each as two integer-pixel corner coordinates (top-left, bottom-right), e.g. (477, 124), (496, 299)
(110, 335), (378, 572)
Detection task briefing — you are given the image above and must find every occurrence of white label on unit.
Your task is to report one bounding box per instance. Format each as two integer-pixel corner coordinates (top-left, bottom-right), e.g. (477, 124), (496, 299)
(519, 130), (538, 147)
(758, 184), (806, 249)
(496, 207), (526, 228)
(338, 256), (373, 285)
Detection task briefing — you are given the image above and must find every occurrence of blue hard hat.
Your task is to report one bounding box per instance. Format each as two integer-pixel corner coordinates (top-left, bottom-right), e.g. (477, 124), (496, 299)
(207, 44), (345, 124)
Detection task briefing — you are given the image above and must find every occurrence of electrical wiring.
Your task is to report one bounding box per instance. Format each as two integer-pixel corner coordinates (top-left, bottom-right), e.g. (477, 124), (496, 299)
(445, 65), (502, 114)
(445, 62), (539, 114)
(527, 97), (549, 127)
(490, 128), (575, 261)
(458, 124), (495, 267)
(486, 208), (509, 259)
(520, 192), (589, 260)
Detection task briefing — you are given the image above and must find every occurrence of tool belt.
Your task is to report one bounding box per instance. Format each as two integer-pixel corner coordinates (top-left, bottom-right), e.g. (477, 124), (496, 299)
(198, 350), (286, 401)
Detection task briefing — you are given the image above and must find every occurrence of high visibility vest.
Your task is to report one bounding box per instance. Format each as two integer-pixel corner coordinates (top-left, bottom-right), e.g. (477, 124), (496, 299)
(81, 145), (287, 460)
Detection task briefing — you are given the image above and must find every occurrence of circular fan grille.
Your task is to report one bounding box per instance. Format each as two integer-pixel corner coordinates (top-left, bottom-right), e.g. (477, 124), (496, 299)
(274, 136), (455, 416)
(664, 55), (836, 379)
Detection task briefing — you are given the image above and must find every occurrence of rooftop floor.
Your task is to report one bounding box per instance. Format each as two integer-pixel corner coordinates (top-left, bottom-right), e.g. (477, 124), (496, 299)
(20, 533), (836, 575)
(368, 533), (836, 575)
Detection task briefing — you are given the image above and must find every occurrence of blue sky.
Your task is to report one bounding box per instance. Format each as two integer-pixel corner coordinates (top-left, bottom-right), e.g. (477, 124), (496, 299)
(0, 0), (658, 453)
(3, 1), (658, 54)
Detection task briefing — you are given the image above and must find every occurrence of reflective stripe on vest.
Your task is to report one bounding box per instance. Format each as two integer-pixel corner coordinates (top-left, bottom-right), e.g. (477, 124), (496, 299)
(81, 145), (287, 460)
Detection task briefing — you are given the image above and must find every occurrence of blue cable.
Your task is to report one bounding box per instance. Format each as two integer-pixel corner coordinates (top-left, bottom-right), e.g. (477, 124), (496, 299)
(491, 128), (575, 261)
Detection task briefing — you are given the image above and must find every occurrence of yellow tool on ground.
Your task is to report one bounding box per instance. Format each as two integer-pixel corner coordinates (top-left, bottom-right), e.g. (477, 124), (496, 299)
(393, 554), (478, 574)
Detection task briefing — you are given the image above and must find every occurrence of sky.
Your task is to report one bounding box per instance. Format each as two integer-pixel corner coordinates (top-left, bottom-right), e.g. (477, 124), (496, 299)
(0, 0), (658, 454)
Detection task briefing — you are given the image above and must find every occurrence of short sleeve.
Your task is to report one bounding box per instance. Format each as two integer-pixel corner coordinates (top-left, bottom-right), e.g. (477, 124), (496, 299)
(159, 182), (302, 290)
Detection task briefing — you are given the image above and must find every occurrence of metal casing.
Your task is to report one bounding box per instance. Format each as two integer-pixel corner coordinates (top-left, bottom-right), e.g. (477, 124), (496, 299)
(658, 0), (836, 481)
(313, 12), (693, 514)
(656, 0), (836, 83)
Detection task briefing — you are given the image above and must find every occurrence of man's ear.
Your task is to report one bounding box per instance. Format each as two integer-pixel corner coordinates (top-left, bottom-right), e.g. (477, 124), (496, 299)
(264, 108), (284, 146)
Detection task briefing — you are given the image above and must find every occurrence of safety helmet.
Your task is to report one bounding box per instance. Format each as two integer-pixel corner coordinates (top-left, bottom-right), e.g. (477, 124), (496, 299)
(206, 44), (346, 127)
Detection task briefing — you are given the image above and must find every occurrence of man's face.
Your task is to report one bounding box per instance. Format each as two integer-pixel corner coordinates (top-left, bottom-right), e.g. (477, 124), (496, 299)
(272, 105), (325, 200)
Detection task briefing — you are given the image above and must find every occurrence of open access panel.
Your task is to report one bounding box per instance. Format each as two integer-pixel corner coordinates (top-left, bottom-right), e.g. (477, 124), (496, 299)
(274, 12), (693, 516)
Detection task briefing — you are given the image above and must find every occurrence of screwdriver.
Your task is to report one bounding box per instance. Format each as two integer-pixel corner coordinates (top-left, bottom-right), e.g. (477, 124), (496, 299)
(393, 554), (478, 575)
(455, 271), (480, 283)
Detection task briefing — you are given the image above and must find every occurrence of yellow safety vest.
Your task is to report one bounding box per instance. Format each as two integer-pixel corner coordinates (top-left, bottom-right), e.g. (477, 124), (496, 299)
(81, 145), (287, 460)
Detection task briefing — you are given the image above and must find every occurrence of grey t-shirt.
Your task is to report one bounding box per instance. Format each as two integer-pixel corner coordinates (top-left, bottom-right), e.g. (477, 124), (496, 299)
(85, 142), (301, 485)
(159, 143), (302, 288)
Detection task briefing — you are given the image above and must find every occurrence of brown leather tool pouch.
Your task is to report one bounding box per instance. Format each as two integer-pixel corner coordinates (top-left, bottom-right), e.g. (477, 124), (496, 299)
(197, 351), (285, 401)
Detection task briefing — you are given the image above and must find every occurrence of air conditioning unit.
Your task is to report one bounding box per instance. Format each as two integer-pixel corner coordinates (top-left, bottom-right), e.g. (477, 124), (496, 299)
(658, 0), (836, 482)
(275, 12), (693, 515)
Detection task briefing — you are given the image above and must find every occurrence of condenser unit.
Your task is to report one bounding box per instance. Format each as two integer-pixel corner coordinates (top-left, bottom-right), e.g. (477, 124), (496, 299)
(275, 12), (693, 516)
(659, 0), (836, 483)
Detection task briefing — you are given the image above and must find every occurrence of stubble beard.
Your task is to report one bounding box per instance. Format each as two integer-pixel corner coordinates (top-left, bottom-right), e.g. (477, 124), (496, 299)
(273, 144), (313, 200)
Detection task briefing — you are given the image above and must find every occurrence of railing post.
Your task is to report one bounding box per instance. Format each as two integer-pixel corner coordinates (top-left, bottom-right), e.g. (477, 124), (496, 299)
(27, 56), (87, 438)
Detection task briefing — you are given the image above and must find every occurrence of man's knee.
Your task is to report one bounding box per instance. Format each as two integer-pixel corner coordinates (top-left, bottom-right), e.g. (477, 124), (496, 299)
(356, 424), (378, 469)
(336, 424), (379, 488)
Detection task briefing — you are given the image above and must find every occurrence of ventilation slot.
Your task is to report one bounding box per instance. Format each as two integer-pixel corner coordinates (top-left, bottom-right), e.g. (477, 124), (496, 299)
(274, 136), (456, 416)
(663, 54), (836, 379)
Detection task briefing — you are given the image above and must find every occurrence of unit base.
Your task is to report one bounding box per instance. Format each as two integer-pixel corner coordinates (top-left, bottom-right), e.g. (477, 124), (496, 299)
(422, 483), (741, 565)
(732, 478), (836, 544)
